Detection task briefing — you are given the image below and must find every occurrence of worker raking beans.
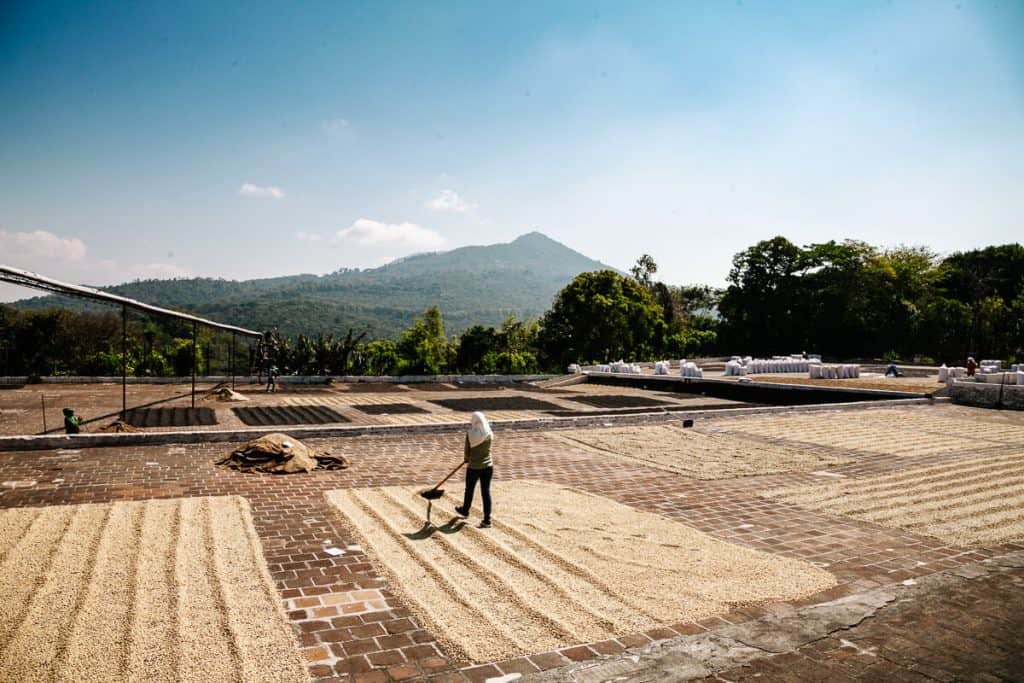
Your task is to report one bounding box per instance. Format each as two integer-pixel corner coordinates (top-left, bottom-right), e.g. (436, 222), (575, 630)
(455, 411), (493, 528)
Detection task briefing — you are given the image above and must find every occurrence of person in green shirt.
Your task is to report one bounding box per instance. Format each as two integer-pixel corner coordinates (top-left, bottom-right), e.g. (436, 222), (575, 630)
(455, 411), (493, 528)
(63, 407), (82, 434)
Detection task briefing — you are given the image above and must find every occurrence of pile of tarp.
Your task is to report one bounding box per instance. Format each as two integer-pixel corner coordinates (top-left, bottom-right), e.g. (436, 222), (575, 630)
(205, 384), (250, 402)
(216, 433), (349, 474)
(99, 420), (142, 433)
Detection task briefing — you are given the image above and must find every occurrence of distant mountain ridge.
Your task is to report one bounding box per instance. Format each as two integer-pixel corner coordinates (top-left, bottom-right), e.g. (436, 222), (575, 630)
(12, 232), (617, 338)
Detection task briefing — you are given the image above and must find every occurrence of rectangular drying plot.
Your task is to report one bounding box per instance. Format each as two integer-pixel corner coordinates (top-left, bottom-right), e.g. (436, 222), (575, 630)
(428, 396), (563, 412)
(549, 424), (849, 479)
(326, 480), (835, 665)
(353, 403), (430, 415)
(0, 496), (307, 683)
(765, 451), (1024, 546)
(124, 406), (217, 428)
(561, 394), (677, 409)
(708, 408), (995, 457)
(233, 404), (349, 426)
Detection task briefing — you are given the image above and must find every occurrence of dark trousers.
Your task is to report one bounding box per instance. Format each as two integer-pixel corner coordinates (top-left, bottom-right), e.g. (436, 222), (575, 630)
(462, 466), (493, 520)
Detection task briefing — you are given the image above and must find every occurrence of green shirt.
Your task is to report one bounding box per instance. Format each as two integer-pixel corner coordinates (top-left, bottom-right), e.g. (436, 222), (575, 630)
(64, 416), (81, 434)
(464, 435), (493, 470)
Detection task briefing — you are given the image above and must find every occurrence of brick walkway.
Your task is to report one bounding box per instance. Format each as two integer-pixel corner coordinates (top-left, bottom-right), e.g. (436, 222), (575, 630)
(705, 559), (1024, 682)
(0, 403), (1021, 682)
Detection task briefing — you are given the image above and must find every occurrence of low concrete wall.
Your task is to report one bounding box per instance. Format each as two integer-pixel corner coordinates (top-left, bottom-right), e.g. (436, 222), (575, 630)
(950, 380), (1024, 410)
(0, 397), (944, 452)
(0, 374), (554, 386)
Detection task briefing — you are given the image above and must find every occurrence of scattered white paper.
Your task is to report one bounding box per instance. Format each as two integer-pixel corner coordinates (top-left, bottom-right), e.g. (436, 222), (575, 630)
(902, 578), (917, 586)
(1, 480), (36, 489)
(346, 544), (363, 552)
(323, 547), (344, 557)
(485, 674), (522, 683)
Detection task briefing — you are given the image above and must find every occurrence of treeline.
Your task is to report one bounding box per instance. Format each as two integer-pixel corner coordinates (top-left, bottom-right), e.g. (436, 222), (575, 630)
(3, 238), (1021, 377)
(717, 239), (1024, 364)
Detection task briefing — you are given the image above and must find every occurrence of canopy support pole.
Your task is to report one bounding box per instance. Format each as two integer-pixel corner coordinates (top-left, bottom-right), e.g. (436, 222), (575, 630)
(121, 303), (127, 421)
(191, 321), (197, 408)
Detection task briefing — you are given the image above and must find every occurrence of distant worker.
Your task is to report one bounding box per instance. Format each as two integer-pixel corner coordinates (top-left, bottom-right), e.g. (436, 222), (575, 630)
(455, 411), (493, 528)
(966, 357), (977, 377)
(266, 364), (278, 393)
(63, 407), (81, 434)
(885, 363), (902, 378)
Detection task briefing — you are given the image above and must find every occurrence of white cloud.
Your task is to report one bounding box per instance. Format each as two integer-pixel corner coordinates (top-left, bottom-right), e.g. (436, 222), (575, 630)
(296, 231), (322, 242)
(239, 183), (285, 199)
(0, 229), (87, 263)
(336, 219), (445, 249)
(0, 228), (191, 301)
(425, 189), (469, 213)
(322, 118), (351, 137)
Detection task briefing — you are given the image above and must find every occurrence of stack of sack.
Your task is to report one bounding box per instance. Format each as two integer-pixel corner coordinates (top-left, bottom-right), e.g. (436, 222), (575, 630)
(747, 357), (814, 374)
(654, 361), (672, 375)
(567, 364), (581, 374)
(939, 366), (968, 382)
(610, 360), (642, 374)
(813, 364), (861, 379)
(724, 360), (747, 376)
(980, 360), (1002, 374)
(594, 364), (611, 373)
(679, 361), (704, 378)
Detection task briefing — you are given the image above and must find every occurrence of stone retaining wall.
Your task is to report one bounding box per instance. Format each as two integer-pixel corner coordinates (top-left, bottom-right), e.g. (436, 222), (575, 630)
(950, 380), (1024, 410)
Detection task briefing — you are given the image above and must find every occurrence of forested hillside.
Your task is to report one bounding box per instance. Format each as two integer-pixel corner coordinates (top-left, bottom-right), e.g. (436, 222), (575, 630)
(12, 232), (614, 338)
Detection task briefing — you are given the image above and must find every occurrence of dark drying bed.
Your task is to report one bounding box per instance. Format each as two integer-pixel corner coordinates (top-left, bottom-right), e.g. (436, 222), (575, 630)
(124, 407), (217, 428)
(429, 396), (563, 412)
(353, 403), (430, 415)
(563, 394), (677, 409)
(546, 403), (759, 417)
(232, 405), (349, 426)
(340, 383), (410, 393)
(410, 384), (459, 392)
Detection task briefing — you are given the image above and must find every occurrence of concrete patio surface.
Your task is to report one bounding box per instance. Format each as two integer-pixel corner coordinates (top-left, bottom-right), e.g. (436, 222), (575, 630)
(0, 401), (1020, 682)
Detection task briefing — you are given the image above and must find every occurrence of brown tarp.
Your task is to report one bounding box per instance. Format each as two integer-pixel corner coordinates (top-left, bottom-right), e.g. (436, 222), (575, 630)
(216, 433), (349, 474)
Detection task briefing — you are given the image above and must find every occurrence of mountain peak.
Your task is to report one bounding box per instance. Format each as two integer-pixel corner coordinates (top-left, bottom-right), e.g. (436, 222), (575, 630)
(511, 230), (553, 243)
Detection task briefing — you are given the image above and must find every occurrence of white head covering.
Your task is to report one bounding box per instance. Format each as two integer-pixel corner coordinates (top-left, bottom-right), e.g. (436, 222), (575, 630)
(467, 411), (493, 447)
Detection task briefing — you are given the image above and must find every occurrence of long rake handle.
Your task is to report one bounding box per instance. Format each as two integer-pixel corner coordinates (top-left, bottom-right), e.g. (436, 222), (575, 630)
(429, 460), (466, 493)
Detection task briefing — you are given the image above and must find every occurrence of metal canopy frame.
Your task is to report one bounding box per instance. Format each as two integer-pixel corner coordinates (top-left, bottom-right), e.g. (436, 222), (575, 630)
(1, 264), (263, 423)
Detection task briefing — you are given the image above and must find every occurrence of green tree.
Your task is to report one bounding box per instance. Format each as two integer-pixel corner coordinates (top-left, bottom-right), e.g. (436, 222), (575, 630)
(718, 236), (807, 355)
(398, 306), (450, 374)
(537, 270), (666, 367)
(362, 340), (400, 375)
(456, 325), (499, 373)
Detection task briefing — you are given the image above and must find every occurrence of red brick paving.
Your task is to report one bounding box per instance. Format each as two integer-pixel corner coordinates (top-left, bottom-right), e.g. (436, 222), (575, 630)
(701, 563), (1024, 682)
(1, 404), (1022, 681)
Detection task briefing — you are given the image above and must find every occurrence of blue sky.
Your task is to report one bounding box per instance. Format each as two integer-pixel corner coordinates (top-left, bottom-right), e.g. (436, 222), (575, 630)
(1, 0), (1022, 301)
